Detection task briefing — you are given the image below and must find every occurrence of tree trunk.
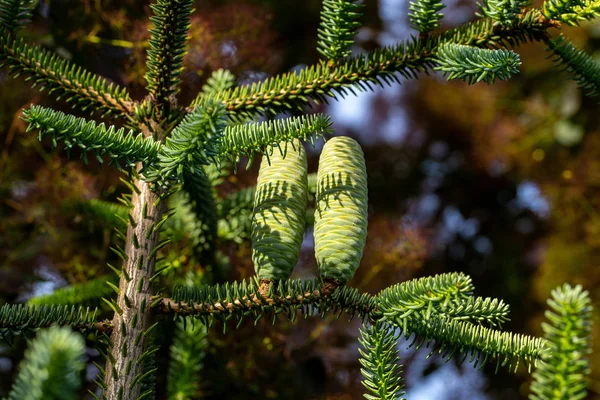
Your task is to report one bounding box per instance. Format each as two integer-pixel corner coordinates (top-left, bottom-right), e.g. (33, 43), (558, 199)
(103, 177), (166, 399)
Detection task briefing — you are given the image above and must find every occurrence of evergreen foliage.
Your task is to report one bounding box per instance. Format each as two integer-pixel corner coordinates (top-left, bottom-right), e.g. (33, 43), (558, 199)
(21, 106), (160, 169)
(409, 0), (445, 34)
(145, 0), (194, 116)
(1, 0), (599, 397)
(434, 43), (521, 84)
(547, 35), (600, 99)
(0, 0), (34, 33)
(0, 37), (133, 118)
(0, 304), (102, 341)
(6, 326), (86, 400)
(28, 276), (117, 307)
(358, 323), (405, 400)
(478, 0), (527, 26)
(166, 321), (208, 400)
(317, 0), (364, 60)
(529, 284), (593, 400)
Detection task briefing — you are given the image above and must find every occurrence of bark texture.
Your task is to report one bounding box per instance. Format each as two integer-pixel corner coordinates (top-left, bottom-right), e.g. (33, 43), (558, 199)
(104, 178), (166, 400)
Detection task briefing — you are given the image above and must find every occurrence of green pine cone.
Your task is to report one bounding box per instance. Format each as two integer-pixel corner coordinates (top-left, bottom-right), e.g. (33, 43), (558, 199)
(252, 140), (308, 280)
(314, 136), (368, 283)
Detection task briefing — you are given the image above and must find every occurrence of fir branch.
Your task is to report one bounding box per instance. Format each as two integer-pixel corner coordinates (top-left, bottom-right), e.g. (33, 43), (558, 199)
(434, 43), (521, 84)
(393, 312), (547, 372)
(378, 273), (510, 326)
(409, 0), (445, 34)
(157, 278), (376, 326)
(542, 0), (585, 25)
(192, 68), (236, 106)
(0, 36), (133, 117)
(206, 10), (553, 115)
(547, 35), (600, 98)
(478, 0), (527, 26)
(378, 272), (473, 317)
(0, 0), (35, 33)
(146, 102), (227, 186)
(21, 105), (160, 169)
(6, 326), (86, 400)
(529, 284), (592, 400)
(0, 304), (110, 339)
(28, 276), (117, 307)
(167, 321), (208, 400)
(358, 323), (405, 400)
(217, 186), (255, 242)
(217, 114), (332, 166)
(180, 169), (219, 263)
(145, 0), (194, 114)
(317, 0), (364, 61)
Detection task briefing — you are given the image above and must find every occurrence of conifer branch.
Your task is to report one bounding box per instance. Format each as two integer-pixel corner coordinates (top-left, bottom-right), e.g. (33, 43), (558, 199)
(541, 0), (599, 26)
(434, 43), (521, 84)
(317, 0), (364, 61)
(409, 0), (445, 34)
(478, 0), (527, 26)
(0, 304), (111, 340)
(167, 321), (208, 400)
(192, 68), (236, 106)
(217, 114), (332, 166)
(0, 0), (35, 33)
(28, 276), (117, 308)
(206, 10), (554, 115)
(359, 323), (405, 400)
(146, 102), (227, 186)
(157, 278), (377, 326)
(21, 105), (160, 169)
(145, 0), (194, 115)
(378, 273), (510, 326)
(6, 326), (86, 400)
(0, 36), (134, 118)
(392, 313), (547, 372)
(529, 284), (592, 400)
(546, 35), (600, 98)
(180, 169), (219, 263)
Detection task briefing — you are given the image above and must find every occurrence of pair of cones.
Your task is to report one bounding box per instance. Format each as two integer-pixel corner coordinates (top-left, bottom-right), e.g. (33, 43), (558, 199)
(251, 136), (368, 284)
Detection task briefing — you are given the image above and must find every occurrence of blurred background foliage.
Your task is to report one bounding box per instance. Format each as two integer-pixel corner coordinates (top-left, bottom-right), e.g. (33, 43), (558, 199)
(0, 0), (599, 399)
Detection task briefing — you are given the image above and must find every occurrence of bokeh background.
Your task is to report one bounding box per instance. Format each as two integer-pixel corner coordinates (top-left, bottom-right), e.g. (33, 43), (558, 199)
(1, 0), (599, 399)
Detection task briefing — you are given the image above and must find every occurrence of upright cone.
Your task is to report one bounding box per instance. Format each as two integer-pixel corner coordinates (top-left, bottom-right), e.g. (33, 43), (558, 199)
(314, 136), (368, 283)
(251, 140), (308, 280)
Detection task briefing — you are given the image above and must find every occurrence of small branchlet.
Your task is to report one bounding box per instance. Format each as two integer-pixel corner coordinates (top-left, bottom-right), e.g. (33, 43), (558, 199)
(529, 284), (593, 400)
(317, 0), (364, 61)
(409, 0), (445, 34)
(434, 43), (521, 84)
(547, 35), (600, 99)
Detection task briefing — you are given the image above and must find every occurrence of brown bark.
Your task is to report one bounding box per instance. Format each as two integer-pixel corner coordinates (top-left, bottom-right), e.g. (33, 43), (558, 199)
(103, 178), (166, 400)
